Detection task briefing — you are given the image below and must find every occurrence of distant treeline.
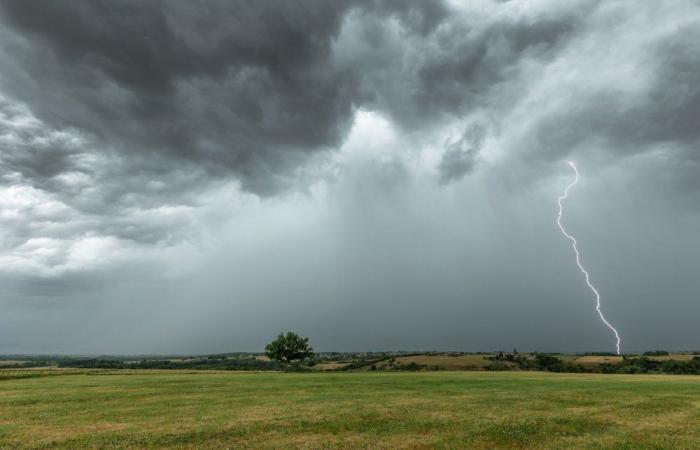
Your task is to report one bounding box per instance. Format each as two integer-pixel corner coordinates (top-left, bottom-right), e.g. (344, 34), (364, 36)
(488, 352), (700, 375)
(57, 356), (282, 371)
(4, 351), (700, 375)
(600, 357), (700, 375)
(0, 360), (49, 369)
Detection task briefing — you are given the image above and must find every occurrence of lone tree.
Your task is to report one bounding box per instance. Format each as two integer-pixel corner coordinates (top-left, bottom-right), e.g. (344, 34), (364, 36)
(265, 331), (314, 363)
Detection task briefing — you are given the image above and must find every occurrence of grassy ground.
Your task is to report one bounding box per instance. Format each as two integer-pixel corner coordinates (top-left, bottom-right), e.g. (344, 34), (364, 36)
(0, 371), (699, 449)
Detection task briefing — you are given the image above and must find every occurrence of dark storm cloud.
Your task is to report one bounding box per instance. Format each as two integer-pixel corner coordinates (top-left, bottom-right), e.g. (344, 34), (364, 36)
(0, 98), (203, 248)
(334, 2), (586, 135)
(0, 0), (447, 195)
(518, 6), (700, 178)
(3, 0), (698, 197)
(0, 0), (353, 193)
(438, 123), (485, 184)
(0, 0), (592, 195)
(0, 99), (84, 182)
(618, 24), (700, 160)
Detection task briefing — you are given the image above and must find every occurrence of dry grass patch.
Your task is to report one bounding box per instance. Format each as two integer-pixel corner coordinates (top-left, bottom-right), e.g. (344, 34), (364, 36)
(313, 362), (349, 371)
(371, 354), (501, 370)
(0, 360), (28, 366)
(647, 354), (697, 361)
(575, 356), (623, 365)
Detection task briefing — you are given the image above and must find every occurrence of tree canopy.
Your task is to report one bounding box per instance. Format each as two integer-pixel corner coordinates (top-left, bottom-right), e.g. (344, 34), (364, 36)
(264, 331), (314, 363)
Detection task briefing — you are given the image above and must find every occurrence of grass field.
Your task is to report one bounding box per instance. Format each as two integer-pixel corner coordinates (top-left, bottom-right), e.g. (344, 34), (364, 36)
(1, 371), (699, 449)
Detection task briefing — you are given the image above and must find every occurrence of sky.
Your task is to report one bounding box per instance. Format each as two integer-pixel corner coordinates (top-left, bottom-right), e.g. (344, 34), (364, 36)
(0, 0), (699, 355)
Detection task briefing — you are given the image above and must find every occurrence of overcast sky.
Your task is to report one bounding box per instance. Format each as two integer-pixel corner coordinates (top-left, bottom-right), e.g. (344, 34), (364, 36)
(1, 0), (699, 354)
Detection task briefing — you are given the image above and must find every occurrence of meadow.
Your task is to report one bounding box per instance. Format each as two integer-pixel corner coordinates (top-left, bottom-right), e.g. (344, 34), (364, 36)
(1, 371), (699, 449)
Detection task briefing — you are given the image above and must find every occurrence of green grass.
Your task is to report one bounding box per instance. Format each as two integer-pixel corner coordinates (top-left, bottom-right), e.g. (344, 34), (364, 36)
(0, 371), (699, 449)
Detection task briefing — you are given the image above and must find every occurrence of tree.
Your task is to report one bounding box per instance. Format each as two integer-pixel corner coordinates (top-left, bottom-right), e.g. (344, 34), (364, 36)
(265, 331), (314, 363)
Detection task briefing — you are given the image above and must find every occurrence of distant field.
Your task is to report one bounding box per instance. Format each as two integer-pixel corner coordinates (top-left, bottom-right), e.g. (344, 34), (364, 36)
(367, 354), (505, 371)
(0, 360), (25, 366)
(648, 354), (697, 361)
(574, 356), (624, 365)
(1, 371), (699, 449)
(314, 362), (350, 370)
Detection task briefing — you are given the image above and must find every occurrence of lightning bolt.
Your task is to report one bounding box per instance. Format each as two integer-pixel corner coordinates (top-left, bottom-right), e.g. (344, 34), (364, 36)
(557, 161), (621, 355)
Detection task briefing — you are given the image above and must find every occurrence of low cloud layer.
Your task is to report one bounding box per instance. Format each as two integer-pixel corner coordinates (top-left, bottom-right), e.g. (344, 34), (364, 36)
(0, 1), (699, 354)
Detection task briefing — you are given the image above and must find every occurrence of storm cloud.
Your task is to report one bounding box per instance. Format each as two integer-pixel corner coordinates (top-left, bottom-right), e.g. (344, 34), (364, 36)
(0, 0), (699, 354)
